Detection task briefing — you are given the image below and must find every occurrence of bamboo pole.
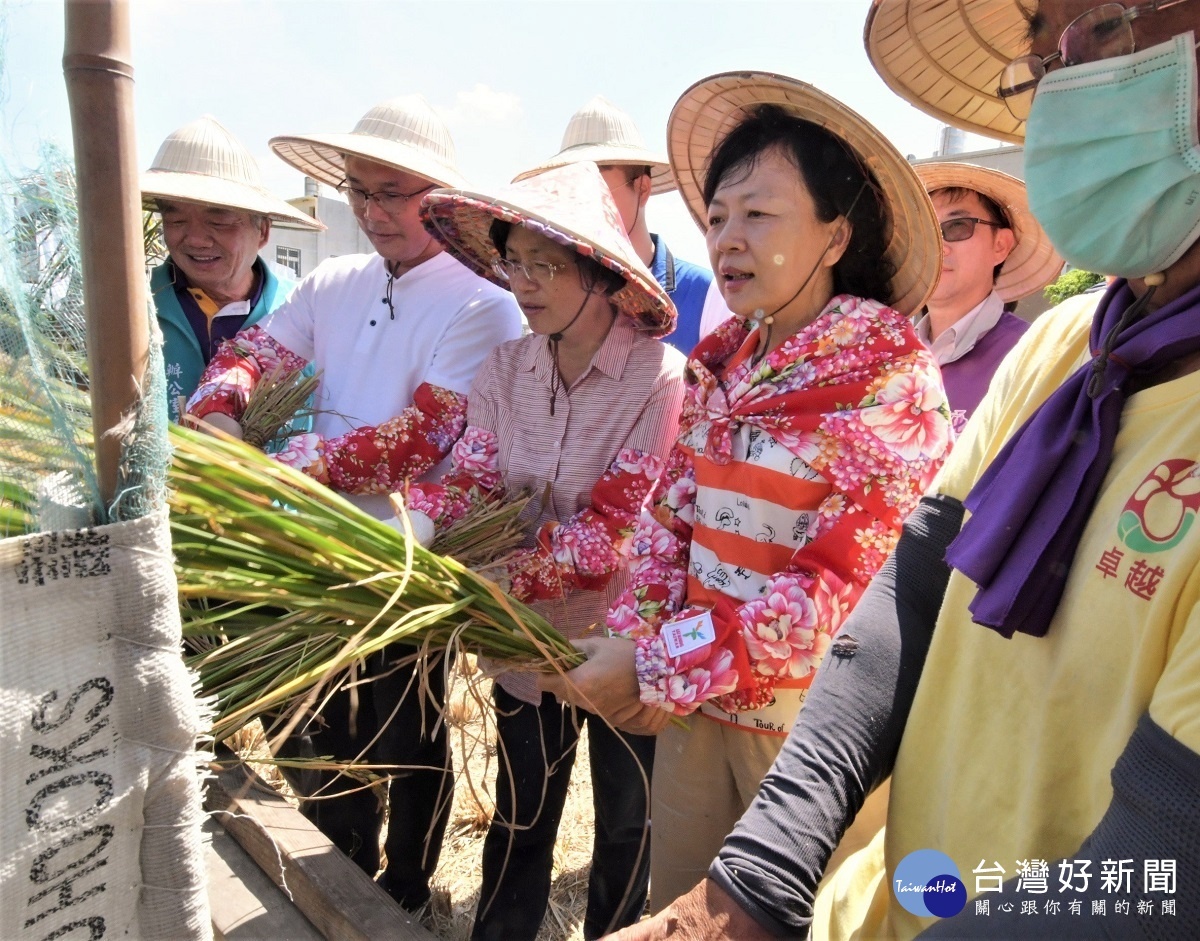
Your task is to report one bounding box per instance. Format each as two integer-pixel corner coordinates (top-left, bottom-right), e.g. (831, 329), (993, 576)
(63, 0), (148, 509)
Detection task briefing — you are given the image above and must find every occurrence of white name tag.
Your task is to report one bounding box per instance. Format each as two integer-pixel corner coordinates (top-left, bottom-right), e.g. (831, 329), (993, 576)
(663, 611), (717, 658)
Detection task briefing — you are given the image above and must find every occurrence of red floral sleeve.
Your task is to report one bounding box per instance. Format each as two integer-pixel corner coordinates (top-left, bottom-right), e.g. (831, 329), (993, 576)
(506, 449), (666, 603)
(273, 383), (468, 494)
(185, 325), (309, 422)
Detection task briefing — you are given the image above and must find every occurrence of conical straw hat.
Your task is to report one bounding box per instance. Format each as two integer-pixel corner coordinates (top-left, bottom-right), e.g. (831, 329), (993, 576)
(864, 0), (1034, 144)
(668, 71), (942, 317)
(513, 96), (675, 195)
(915, 162), (1063, 302)
(141, 116), (322, 229)
(270, 95), (466, 191)
(422, 161), (676, 338)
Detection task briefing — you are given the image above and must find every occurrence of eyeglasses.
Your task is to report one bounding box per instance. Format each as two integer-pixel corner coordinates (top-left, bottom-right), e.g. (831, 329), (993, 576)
(491, 258), (569, 285)
(997, 0), (1192, 119)
(337, 179), (434, 214)
(940, 217), (1004, 243)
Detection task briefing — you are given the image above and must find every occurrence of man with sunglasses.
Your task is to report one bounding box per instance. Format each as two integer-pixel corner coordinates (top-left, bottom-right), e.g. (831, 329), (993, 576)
(608, 1), (1200, 938)
(913, 164), (1063, 432)
(185, 96), (521, 913)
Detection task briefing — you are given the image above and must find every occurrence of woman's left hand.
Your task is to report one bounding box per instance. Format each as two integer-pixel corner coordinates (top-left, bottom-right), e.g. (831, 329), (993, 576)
(540, 636), (651, 727)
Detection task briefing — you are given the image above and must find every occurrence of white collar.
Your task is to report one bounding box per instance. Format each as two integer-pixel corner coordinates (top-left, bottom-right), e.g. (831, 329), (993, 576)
(916, 291), (1006, 366)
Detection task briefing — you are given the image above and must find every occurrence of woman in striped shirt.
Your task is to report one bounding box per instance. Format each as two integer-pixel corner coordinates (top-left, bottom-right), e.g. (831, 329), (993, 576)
(408, 161), (686, 941)
(543, 75), (952, 910)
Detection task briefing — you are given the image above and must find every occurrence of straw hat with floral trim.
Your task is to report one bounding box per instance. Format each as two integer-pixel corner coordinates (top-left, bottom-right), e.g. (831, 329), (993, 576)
(865, 0), (1034, 145)
(269, 95), (467, 191)
(916, 162), (1063, 302)
(421, 161), (675, 338)
(141, 116), (322, 230)
(669, 71), (942, 316)
(512, 96), (676, 195)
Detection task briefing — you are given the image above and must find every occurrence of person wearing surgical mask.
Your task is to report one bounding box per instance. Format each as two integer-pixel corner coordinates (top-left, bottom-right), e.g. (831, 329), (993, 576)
(608, 2), (1200, 940)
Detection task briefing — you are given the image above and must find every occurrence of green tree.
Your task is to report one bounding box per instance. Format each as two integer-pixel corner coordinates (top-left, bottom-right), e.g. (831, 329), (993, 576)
(1044, 268), (1104, 306)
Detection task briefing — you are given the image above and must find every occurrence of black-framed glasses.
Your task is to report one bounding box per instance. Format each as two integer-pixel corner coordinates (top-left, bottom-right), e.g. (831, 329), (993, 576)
(997, 0), (1192, 119)
(492, 258), (569, 285)
(940, 217), (1004, 243)
(336, 179), (435, 214)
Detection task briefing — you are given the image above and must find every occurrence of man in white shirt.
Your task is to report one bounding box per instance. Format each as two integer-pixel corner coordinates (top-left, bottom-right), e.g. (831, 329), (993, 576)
(185, 95), (522, 911)
(913, 164), (1062, 432)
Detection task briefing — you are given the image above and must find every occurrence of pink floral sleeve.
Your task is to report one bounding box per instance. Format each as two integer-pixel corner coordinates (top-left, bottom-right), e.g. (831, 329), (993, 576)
(271, 383), (468, 494)
(185, 325), (309, 422)
(403, 425), (507, 528)
(506, 448), (666, 603)
(605, 444), (697, 638)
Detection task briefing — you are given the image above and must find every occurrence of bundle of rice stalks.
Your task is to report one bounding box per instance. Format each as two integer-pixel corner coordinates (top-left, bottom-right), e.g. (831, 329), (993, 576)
(426, 487), (537, 571)
(170, 424), (581, 742)
(238, 361), (320, 449)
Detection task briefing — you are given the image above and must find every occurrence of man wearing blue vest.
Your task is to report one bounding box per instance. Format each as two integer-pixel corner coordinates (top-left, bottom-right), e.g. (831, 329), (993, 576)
(514, 96), (729, 357)
(141, 115), (322, 421)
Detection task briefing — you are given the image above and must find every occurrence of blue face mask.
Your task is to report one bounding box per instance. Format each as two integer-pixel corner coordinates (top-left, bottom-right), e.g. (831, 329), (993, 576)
(1024, 32), (1200, 280)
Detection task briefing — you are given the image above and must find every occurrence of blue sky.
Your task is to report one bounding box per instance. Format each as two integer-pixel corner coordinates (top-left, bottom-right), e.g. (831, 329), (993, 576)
(2, 0), (1000, 265)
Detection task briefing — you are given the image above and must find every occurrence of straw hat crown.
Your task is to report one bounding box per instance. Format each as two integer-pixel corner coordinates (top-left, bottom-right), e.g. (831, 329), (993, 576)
(141, 116), (322, 229)
(865, 0), (1034, 143)
(513, 96), (675, 195)
(422, 161), (676, 337)
(270, 95), (467, 191)
(916, 162), (1063, 302)
(151, 115), (260, 185)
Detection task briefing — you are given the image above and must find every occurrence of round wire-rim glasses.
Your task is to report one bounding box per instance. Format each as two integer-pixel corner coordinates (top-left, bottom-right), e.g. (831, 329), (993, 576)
(336, 179), (435, 214)
(491, 258), (570, 285)
(996, 0), (1192, 120)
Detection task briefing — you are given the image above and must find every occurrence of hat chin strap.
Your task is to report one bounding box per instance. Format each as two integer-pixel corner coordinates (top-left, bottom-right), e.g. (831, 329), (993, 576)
(547, 292), (592, 416)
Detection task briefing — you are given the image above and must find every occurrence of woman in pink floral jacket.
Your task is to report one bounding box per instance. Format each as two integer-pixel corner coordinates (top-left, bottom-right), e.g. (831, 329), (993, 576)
(543, 75), (952, 910)
(410, 162), (686, 941)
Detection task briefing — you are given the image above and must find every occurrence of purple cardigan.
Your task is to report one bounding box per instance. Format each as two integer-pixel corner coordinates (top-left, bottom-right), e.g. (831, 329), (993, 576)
(938, 311), (1029, 430)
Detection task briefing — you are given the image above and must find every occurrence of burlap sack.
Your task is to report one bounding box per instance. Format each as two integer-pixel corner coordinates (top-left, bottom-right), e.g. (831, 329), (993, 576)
(0, 509), (211, 940)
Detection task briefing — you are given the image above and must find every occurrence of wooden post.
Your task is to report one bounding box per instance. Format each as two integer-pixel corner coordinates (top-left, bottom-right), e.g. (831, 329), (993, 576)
(62, 0), (148, 508)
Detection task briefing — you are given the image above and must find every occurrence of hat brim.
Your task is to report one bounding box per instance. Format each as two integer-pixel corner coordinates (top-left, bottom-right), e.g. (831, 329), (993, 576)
(421, 189), (675, 338)
(513, 144), (676, 195)
(864, 0), (1034, 145)
(269, 132), (467, 191)
(669, 71), (942, 317)
(916, 162), (1063, 302)
(141, 170), (324, 230)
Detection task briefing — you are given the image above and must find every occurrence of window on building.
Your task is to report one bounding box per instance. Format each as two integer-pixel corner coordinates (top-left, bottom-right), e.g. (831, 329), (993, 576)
(276, 245), (302, 277)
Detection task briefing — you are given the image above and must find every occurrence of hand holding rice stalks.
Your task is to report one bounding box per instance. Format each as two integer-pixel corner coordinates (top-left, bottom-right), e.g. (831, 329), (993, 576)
(169, 424), (581, 742)
(238, 361), (320, 450)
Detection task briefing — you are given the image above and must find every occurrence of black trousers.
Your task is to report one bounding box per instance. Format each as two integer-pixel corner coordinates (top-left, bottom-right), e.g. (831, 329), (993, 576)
(278, 647), (453, 910)
(472, 685), (655, 941)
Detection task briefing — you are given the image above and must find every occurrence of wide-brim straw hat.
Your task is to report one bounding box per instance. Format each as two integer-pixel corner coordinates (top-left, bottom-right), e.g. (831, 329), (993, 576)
(916, 162), (1062, 302)
(141, 116), (322, 230)
(669, 71), (942, 316)
(421, 161), (676, 338)
(865, 0), (1033, 144)
(513, 95), (676, 195)
(270, 94), (467, 191)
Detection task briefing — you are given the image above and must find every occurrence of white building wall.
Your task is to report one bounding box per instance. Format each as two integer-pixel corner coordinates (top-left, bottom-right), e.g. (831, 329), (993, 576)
(263, 188), (374, 280)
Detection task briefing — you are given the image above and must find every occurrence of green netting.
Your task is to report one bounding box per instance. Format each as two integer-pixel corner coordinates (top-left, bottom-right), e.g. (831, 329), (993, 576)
(0, 36), (169, 535)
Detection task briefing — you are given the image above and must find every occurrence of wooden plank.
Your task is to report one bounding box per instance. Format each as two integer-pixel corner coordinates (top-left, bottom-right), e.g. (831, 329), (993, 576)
(205, 763), (436, 941)
(205, 818), (324, 941)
